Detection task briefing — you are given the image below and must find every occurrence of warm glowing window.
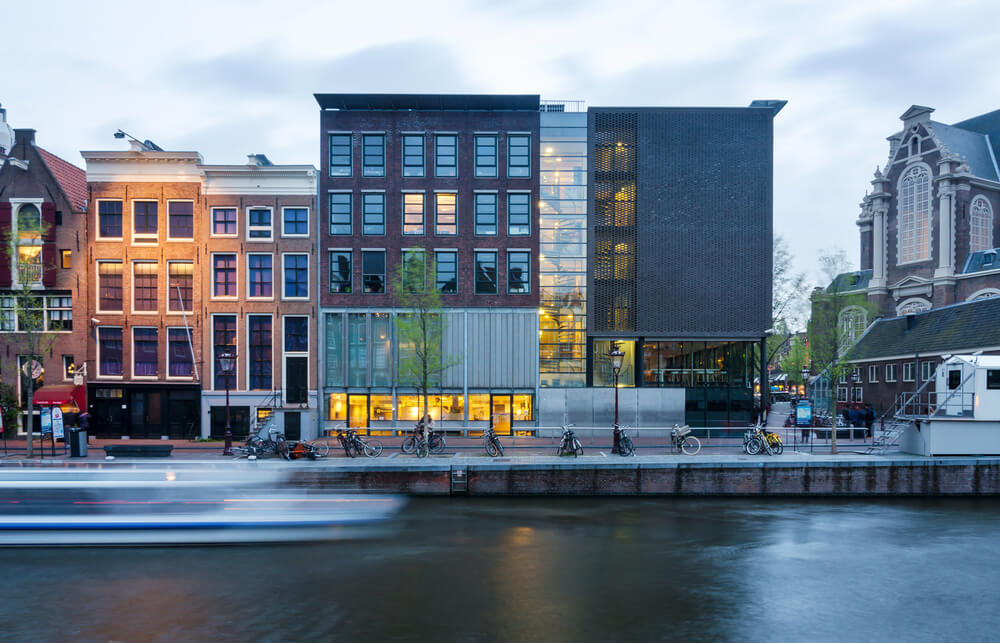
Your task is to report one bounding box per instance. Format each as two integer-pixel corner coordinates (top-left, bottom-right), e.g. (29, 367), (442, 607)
(328, 393), (347, 421)
(468, 394), (490, 421)
(435, 193), (457, 235)
(403, 193), (425, 235)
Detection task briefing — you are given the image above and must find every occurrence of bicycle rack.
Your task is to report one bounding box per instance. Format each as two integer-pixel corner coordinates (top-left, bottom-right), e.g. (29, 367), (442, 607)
(450, 466), (468, 496)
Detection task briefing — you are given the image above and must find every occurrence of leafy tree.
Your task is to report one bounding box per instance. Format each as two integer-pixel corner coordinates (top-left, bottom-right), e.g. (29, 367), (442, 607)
(754, 236), (809, 402)
(779, 335), (808, 387)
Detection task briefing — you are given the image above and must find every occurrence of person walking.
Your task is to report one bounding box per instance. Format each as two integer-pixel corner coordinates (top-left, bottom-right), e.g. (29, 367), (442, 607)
(865, 404), (876, 438)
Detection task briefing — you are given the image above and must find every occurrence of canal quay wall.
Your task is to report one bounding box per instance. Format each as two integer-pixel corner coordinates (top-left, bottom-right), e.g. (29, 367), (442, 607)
(281, 455), (1000, 497)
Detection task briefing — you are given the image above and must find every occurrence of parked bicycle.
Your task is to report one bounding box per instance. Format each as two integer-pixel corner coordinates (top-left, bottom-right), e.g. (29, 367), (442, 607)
(346, 429), (383, 458)
(556, 425), (584, 457)
(401, 423), (446, 455)
(482, 426), (505, 457)
(232, 426), (290, 460)
(669, 424), (701, 455)
(617, 425), (635, 456)
(744, 422), (782, 456)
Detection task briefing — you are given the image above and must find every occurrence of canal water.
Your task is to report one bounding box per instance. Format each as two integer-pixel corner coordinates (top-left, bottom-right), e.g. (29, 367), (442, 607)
(1, 497), (998, 642)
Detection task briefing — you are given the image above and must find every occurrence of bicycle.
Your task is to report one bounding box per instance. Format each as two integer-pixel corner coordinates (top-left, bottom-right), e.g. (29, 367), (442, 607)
(556, 425), (583, 457)
(617, 425), (635, 457)
(745, 422), (782, 456)
(347, 430), (383, 458)
(483, 427), (504, 457)
(402, 424), (446, 455)
(669, 424), (701, 455)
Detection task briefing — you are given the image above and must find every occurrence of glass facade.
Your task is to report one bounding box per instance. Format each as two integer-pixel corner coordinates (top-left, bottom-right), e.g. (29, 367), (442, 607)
(539, 111), (588, 386)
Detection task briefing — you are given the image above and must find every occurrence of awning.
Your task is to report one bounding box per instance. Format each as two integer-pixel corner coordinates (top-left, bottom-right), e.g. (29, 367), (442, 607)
(33, 384), (83, 411)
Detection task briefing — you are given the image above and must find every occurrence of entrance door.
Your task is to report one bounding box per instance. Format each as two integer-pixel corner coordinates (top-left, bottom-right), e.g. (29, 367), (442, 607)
(91, 388), (125, 437)
(348, 394), (368, 431)
(166, 390), (200, 439)
(284, 411), (301, 441)
(129, 390), (163, 438)
(491, 395), (512, 435)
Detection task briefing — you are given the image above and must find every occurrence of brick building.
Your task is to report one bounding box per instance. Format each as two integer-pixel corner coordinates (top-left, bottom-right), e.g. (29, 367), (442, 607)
(0, 117), (89, 432)
(315, 94), (540, 433)
(81, 140), (317, 439)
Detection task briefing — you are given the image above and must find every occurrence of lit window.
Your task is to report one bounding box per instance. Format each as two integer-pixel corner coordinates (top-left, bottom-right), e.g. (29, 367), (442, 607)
(329, 193), (352, 235)
(508, 135), (530, 177)
(98, 261), (123, 312)
(362, 134), (385, 177)
(435, 193), (457, 235)
(60, 250), (72, 269)
(329, 134), (352, 176)
(168, 262), (193, 312)
(403, 135), (425, 177)
(403, 193), (425, 235)
(132, 262), (158, 312)
(475, 135), (497, 177)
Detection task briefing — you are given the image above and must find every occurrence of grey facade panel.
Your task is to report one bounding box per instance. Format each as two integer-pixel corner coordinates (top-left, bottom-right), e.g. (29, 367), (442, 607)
(538, 387), (687, 434)
(441, 311), (465, 388)
(588, 107), (774, 339)
(465, 310), (538, 389)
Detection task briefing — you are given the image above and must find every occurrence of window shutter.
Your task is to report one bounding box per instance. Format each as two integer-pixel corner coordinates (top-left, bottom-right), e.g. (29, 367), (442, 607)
(0, 202), (11, 287)
(42, 202), (57, 286)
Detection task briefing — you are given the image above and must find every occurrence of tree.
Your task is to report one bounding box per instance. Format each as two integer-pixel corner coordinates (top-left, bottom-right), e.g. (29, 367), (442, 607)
(755, 235), (809, 402)
(2, 220), (58, 458)
(806, 249), (879, 453)
(391, 249), (457, 427)
(779, 335), (808, 387)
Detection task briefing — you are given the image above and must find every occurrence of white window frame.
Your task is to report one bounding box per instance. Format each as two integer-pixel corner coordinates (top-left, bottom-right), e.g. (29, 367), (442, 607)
(896, 298), (931, 316)
(852, 386), (863, 403)
(868, 365), (878, 383)
(95, 198), (124, 241)
(44, 295), (73, 333)
(246, 206), (274, 242)
(886, 364), (898, 383)
(967, 288), (1000, 301)
(897, 163), (933, 265)
(837, 387), (848, 403)
(246, 252), (275, 301)
(920, 360), (936, 382)
(281, 252), (310, 301)
(165, 326), (195, 381)
(131, 199), (159, 245)
(131, 326), (159, 380)
(970, 195), (994, 253)
(211, 313), (239, 392)
(246, 313), (274, 391)
(96, 259), (124, 314)
(130, 261), (159, 315)
(210, 206), (238, 238)
(281, 206), (310, 238)
(903, 362), (916, 382)
(10, 198), (44, 288)
(96, 325), (125, 379)
(166, 260), (194, 315)
(166, 199), (195, 241)
(210, 252), (239, 301)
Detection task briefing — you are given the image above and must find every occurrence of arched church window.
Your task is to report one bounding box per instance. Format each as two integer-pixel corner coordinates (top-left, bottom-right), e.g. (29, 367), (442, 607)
(897, 299), (931, 315)
(838, 306), (868, 353)
(899, 165), (931, 263)
(970, 196), (994, 253)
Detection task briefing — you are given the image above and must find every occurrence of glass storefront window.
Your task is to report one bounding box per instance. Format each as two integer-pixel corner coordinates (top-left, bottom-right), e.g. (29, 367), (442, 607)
(433, 394), (465, 422)
(327, 393), (347, 422)
(370, 395), (393, 421)
(348, 313), (367, 387)
(468, 394), (490, 421)
(371, 313), (392, 387)
(592, 340), (635, 387)
(397, 395), (424, 423)
(512, 395), (532, 421)
(348, 394), (368, 428)
(325, 313), (344, 387)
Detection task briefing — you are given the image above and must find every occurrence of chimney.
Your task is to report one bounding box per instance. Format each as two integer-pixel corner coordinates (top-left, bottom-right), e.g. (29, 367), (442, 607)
(247, 154), (273, 167)
(14, 128), (35, 146)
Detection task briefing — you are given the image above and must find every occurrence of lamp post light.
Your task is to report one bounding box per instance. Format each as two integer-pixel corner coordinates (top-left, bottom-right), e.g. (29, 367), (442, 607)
(218, 349), (236, 456)
(801, 366), (810, 398)
(610, 345), (625, 455)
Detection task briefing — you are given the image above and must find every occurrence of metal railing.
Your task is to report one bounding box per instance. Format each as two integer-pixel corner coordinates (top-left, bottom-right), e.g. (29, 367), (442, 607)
(17, 262), (42, 284)
(896, 390), (976, 418)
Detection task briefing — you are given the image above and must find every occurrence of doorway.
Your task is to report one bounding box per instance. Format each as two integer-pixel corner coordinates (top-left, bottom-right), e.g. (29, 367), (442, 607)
(491, 394), (512, 435)
(348, 394), (368, 430)
(284, 411), (301, 441)
(129, 390), (164, 438)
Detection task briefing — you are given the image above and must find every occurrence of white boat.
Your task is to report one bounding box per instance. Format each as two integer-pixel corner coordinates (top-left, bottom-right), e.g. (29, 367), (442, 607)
(0, 466), (405, 546)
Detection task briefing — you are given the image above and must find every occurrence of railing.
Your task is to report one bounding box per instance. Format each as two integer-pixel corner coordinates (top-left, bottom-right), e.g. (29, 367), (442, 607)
(896, 390), (976, 418)
(17, 262), (42, 284)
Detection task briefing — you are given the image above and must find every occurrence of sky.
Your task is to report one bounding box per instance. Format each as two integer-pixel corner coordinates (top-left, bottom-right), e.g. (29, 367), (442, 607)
(4, 0), (1000, 291)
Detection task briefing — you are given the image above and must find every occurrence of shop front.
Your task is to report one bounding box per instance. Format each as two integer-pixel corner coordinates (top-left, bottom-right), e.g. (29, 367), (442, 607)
(88, 383), (201, 439)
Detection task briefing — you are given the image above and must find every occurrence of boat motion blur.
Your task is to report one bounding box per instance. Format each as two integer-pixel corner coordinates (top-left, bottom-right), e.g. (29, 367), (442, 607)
(0, 467), (405, 546)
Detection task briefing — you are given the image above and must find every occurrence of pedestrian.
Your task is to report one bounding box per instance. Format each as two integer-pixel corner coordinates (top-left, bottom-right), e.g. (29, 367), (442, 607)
(865, 404), (875, 438)
(841, 407), (850, 427)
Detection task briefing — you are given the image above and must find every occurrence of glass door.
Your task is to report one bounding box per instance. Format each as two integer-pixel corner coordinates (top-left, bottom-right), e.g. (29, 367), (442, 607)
(491, 394), (512, 436)
(348, 394), (369, 431)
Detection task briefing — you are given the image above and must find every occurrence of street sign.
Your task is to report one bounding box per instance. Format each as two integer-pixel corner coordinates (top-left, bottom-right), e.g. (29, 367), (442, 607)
(73, 374), (84, 386)
(795, 401), (813, 427)
(40, 407), (52, 434)
(22, 360), (43, 380)
(52, 408), (64, 439)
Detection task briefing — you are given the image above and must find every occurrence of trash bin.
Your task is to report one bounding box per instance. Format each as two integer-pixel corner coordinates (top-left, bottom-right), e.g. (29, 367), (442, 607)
(69, 427), (87, 457)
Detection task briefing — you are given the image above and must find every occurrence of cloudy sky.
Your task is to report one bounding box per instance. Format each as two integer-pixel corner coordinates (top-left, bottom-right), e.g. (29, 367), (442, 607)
(5, 0), (1000, 288)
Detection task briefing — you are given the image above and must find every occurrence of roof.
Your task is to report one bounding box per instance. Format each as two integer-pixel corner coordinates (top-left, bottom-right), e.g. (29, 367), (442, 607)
(314, 93), (540, 111)
(847, 296), (1000, 361)
(929, 121), (998, 181)
(952, 108), (1000, 174)
(826, 270), (872, 294)
(945, 355), (1000, 369)
(962, 248), (1000, 274)
(36, 147), (87, 211)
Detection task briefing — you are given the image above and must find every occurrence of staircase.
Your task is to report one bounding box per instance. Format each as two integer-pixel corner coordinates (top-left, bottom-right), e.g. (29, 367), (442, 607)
(865, 418), (910, 455)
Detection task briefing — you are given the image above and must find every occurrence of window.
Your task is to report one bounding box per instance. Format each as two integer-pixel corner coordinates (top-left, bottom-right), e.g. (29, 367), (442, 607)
(16, 203), (40, 240)
(435, 193), (457, 235)
(168, 201), (194, 239)
(435, 134), (457, 177)
(60, 250), (72, 269)
(362, 134), (385, 177)
(248, 315), (272, 390)
(133, 262), (158, 312)
(970, 196), (994, 253)
(897, 300), (930, 315)
(507, 192), (530, 235)
(401, 250), (426, 292)
(436, 250), (457, 293)
(329, 193), (352, 235)
(0, 297), (13, 332)
(837, 387), (848, 403)
(167, 262), (193, 312)
(98, 201), (123, 239)
(133, 201), (158, 240)
(212, 208), (237, 236)
(508, 251), (530, 294)
(403, 193), (425, 235)
(475, 193), (497, 235)
(167, 328), (194, 378)
(329, 133), (352, 177)
(899, 165), (931, 263)
(852, 387), (863, 403)
(62, 355), (74, 380)
(903, 362), (916, 382)
(15, 246), (41, 286)
(886, 364), (898, 382)
(475, 251), (498, 294)
(282, 207), (309, 236)
(475, 135), (498, 177)
(330, 251), (352, 293)
(508, 135), (530, 177)
(949, 369), (962, 390)
(98, 261), (123, 312)
(838, 306), (867, 353)
(403, 135), (424, 177)
(362, 193), (385, 235)
(852, 367), (862, 383)
(838, 373), (847, 385)
(868, 365), (878, 383)
(248, 254), (273, 298)
(133, 328), (158, 377)
(213, 315), (237, 390)
(920, 361), (936, 382)
(213, 254), (237, 298)
(285, 316), (309, 353)
(362, 250), (385, 294)
(98, 327), (123, 377)
(282, 254), (309, 299)
(247, 207), (272, 240)
(987, 370), (1000, 390)
(46, 296), (72, 331)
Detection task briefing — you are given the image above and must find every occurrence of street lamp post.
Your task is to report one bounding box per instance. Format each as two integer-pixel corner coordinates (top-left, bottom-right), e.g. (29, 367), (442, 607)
(609, 345), (625, 455)
(219, 349), (236, 456)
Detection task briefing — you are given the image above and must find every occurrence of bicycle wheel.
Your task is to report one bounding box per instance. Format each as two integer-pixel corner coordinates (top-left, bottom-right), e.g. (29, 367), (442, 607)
(681, 435), (701, 456)
(364, 440), (383, 458)
(573, 439), (583, 457)
(485, 439), (499, 457)
(416, 439), (429, 458)
(746, 437), (762, 456)
(313, 440), (330, 457)
(401, 435), (416, 454)
(773, 440), (784, 455)
(495, 440), (504, 457)
(277, 439), (291, 461)
(555, 444), (564, 456)
(430, 434), (447, 455)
